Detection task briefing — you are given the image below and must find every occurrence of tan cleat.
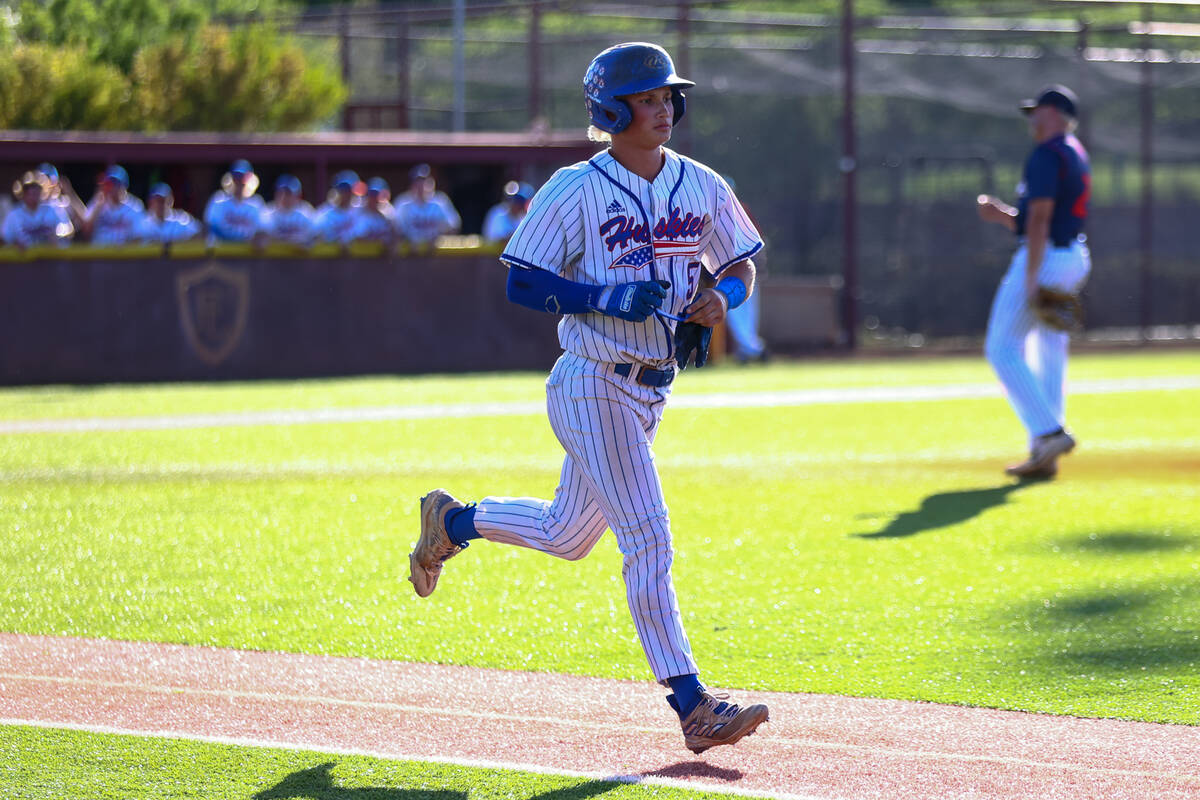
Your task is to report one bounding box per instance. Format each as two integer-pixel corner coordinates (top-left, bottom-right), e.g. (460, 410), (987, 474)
(408, 489), (465, 598)
(1010, 461), (1058, 481)
(1005, 430), (1075, 478)
(672, 691), (769, 755)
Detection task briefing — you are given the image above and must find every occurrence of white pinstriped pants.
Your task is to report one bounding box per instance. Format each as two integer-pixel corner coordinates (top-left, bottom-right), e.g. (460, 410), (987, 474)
(985, 240), (1091, 439)
(473, 351), (698, 684)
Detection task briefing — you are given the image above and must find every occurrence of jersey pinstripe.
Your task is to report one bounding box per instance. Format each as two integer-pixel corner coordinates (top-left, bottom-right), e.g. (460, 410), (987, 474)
(501, 147), (763, 367)
(468, 145), (762, 686)
(473, 350), (697, 682)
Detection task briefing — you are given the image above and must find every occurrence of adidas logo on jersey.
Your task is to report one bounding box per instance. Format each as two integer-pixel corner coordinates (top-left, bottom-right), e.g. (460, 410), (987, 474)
(606, 200), (625, 214)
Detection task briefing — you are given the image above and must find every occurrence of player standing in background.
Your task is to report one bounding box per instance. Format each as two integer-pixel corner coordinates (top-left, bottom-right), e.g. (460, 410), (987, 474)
(407, 42), (769, 755)
(260, 174), (317, 247)
(204, 159), (265, 243)
(977, 85), (1091, 479)
(83, 165), (144, 245)
(721, 175), (768, 364)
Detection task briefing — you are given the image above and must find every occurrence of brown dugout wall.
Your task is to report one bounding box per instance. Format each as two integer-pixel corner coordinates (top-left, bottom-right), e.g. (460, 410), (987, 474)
(0, 242), (562, 385)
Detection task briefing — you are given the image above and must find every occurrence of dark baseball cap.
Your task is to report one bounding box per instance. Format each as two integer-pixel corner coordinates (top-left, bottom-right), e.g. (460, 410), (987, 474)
(148, 182), (172, 199)
(366, 177), (390, 195)
(409, 163), (432, 181)
(1020, 84), (1078, 118)
(230, 159), (254, 177)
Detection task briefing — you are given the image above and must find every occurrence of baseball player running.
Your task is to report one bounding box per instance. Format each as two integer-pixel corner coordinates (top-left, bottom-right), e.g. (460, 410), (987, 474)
(977, 84), (1091, 479)
(408, 42), (769, 754)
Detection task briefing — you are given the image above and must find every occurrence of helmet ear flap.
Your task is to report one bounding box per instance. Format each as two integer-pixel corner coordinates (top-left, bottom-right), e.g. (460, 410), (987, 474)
(671, 88), (687, 125)
(586, 95), (632, 134)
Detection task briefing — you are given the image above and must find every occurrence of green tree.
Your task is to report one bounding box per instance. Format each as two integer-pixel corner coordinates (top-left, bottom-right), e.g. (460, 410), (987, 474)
(131, 24), (346, 132)
(17, 0), (195, 73)
(13, 0), (284, 74)
(0, 43), (135, 129)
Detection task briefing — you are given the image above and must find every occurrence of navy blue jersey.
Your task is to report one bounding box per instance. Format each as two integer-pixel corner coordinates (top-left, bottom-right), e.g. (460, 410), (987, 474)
(1015, 133), (1090, 244)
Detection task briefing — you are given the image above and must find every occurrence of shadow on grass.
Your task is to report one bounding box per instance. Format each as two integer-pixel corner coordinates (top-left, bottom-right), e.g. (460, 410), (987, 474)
(254, 761), (634, 800)
(854, 479), (1043, 539)
(254, 763), (465, 800)
(1005, 571), (1200, 673)
(1062, 531), (1198, 554)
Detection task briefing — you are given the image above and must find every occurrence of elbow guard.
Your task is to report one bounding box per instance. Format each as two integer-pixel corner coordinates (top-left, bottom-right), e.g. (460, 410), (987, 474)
(506, 265), (601, 315)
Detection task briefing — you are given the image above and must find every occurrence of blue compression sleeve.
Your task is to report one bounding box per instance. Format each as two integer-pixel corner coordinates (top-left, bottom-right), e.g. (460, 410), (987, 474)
(715, 275), (748, 310)
(506, 265), (602, 315)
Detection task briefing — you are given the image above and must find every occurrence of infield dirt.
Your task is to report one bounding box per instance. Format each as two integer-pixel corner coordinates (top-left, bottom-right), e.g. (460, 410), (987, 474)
(2, 633), (1198, 799)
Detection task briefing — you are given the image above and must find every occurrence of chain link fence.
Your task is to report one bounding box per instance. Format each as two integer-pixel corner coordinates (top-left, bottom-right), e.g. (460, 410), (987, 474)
(286, 1), (1200, 341)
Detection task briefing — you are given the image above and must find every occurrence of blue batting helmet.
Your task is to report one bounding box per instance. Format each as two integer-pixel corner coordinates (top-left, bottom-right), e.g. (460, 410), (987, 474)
(583, 42), (695, 135)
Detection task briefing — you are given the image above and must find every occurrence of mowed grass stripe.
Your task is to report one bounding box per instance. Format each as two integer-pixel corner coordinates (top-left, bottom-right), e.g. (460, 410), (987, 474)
(3, 375), (1199, 435)
(1, 353), (1197, 727)
(0, 723), (775, 800)
(3, 437), (1199, 484)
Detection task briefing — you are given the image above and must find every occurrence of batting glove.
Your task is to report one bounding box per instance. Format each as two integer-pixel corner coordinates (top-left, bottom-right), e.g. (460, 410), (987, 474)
(603, 280), (668, 322)
(674, 321), (712, 369)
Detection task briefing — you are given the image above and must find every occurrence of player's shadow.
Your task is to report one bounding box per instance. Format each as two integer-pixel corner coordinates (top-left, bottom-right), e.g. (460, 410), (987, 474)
(253, 762), (465, 800)
(641, 762), (744, 782)
(254, 761), (635, 800)
(854, 479), (1044, 539)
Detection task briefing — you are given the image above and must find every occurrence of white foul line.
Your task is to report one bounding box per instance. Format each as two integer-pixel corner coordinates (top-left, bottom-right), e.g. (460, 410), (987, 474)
(2, 376), (1198, 435)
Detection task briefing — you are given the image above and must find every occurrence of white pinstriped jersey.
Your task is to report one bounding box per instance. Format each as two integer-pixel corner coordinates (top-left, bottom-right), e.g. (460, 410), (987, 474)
(500, 148), (763, 366)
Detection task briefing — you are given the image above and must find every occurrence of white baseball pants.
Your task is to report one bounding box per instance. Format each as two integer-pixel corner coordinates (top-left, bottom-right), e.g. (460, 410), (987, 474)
(985, 239), (1092, 439)
(473, 351), (698, 684)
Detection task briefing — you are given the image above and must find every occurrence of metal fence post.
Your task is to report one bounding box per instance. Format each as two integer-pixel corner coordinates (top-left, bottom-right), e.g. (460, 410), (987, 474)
(340, 5), (353, 131)
(1139, 4), (1154, 338)
(675, 1), (693, 155)
(529, 0), (543, 124)
(841, 0), (858, 349)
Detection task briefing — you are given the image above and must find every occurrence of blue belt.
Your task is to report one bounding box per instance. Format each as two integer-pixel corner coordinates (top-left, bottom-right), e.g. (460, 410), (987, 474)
(614, 362), (675, 387)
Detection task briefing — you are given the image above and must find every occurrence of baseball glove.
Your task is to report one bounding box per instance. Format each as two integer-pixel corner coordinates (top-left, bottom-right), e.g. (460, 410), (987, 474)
(1033, 287), (1084, 333)
(674, 321), (712, 369)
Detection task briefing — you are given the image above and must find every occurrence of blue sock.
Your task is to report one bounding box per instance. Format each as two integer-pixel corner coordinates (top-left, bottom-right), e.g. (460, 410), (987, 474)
(666, 674), (704, 719)
(445, 503), (481, 547)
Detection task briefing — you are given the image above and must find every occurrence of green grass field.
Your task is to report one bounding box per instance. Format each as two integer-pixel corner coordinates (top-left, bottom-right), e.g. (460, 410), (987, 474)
(2, 350), (1198, 798)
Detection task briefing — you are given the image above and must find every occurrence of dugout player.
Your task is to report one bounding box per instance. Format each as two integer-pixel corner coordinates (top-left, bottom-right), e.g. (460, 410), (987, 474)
(84, 165), (144, 245)
(314, 170), (363, 245)
(204, 159), (265, 243)
(260, 174), (317, 247)
(2, 172), (73, 248)
(352, 177), (399, 245)
(394, 164), (460, 247)
(408, 42), (769, 754)
(977, 85), (1091, 479)
(481, 180), (534, 243)
(137, 183), (201, 243)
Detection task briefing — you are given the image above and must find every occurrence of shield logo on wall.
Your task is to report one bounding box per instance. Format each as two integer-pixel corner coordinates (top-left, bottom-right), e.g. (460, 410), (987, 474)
(176, 261), (250, 366)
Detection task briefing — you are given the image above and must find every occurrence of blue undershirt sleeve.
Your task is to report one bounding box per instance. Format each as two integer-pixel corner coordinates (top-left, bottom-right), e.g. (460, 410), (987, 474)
(505, 265), (603, 316)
